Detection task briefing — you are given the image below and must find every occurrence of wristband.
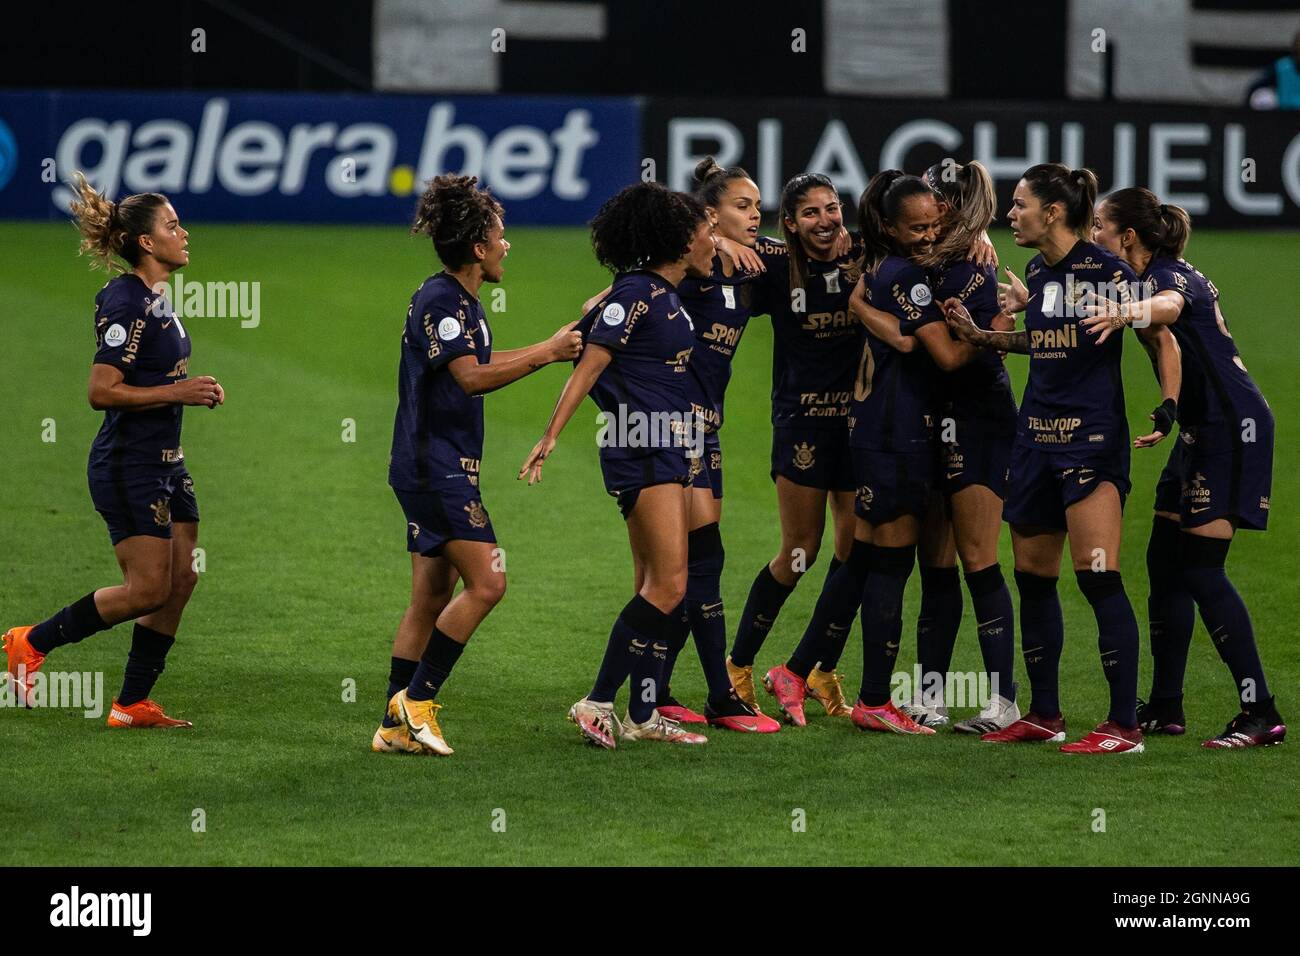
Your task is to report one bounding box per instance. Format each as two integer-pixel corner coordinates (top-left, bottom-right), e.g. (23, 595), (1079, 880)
(1150, 398), (1177, 435)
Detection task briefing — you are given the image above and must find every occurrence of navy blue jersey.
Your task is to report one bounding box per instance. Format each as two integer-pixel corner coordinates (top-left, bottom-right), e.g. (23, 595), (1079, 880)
(578, 271), (695, 459)
(388, 273), (492, 491)
(679, 254), (761, 434)
(1143, 255), (1269, 433)
(751, 236), (863, 430)
(930, 259), (1016, 420)
(89, 274), (191, 473)
(1018, 241), (1139, 451)
(850, 257), (943, 451)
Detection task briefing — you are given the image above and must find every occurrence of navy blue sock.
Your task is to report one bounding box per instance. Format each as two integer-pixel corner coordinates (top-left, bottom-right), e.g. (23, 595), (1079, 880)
(730, 564), (795, 668)
(29, 592), (111, 655)
(1179, 533), (1271, 710)
(788, 541), (869, 679)
(965, 564), (1016, 704)
(657, 601), (690, 702)
(406, 627), (466, 703)
(1014, 570), (1064, 717)
(1076, 570), (1140, 728)
(858, 544), (916, 706)
(591, 594), (662, 705)
(1147, 515), (1195, 701)
(916, 565), (963, 705)
(116, 624), (175, 707)
(685, 524), (733, 702)
(629, 604), (673, 724)
(382, 656), (418, 727)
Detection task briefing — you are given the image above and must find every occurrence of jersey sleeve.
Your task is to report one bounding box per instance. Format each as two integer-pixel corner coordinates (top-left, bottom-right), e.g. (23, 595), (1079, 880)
(93, 297), (150, 373)
(411, 297), (478, 371)
(1144, 261), (1194, 306)
(586, 288), (650, 352)
(747, 236), (788, 318)
(890, 264), (944, 335)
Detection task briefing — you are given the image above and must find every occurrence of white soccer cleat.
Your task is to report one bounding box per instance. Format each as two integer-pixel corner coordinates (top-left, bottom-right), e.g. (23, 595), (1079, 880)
(901, 697), (950, 729)
(620, 709), (708, 745)
(954, 686), (1022, 735)
(568, 697), (620, 750)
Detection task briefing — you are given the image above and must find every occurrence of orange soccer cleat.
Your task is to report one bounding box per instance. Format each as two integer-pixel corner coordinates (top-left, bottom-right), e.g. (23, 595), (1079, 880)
(3, 625), (46, 708)
(106, 698), (193, 729)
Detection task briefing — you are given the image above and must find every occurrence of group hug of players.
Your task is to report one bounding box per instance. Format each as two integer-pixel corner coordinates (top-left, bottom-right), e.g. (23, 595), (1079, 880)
(4, 157), (1285, 757)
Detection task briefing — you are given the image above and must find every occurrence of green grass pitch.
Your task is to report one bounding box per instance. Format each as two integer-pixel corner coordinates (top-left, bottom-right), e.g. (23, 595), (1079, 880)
(1, 221), (1297, 866)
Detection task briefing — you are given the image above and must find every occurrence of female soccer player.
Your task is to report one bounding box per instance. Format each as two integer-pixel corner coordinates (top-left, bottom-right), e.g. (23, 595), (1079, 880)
(945, 163), (1180, 754)
(520, 182), (717, 749)
(1082, 187), (1284, 748)
(728, 173), (862, 722)
(377, 175), (582, 756)
(4, 173), (223, 728)
(648, 157), (780, 733)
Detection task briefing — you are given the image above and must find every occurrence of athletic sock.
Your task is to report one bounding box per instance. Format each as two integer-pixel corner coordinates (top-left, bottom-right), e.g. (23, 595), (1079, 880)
(1014, 570), (1064, 718)
(591, 594), (663, 706)
(1179, 533), (1271, 710)
(685, 524), (733, 703)
(405, 627), (466, 703)
(628, 604), (674, 724)
(965, 564), (1016, 704)
(116, 624), (176, 707)
(29, 592), (111, 655)
(787, 540), (869, 679)
(657, 601), (690, 702)
(1147, 515), (1195, 701)
(382, 656), (418, 727)
(729, 564), (796, 668)
(916, 565), (962, 706)
(858, 544), (916, 706)
(1075, 569), (1140, 728)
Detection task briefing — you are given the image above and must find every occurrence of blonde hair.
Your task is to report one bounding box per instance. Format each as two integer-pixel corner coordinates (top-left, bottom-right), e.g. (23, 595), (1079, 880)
(919, 160), (996, 268)
(68, 171), (169, 273)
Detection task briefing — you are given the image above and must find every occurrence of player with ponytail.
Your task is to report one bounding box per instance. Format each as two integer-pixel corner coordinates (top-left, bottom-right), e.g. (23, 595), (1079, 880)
(1083, 187), (1284, 748)
(5, 173), (223, 729)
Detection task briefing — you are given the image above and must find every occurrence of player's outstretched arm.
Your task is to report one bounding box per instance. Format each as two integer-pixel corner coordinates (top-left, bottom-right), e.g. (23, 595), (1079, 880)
(915, 320), (979, 371)
(88, 363), (224, 411)
(1080, 289), (1183, 344)
(519, 343), (613, 484)
(1134, 324), (1182, 448)
(943, 298), (1029, 354)
(849, 277), (916, 352)
(451, 324), (582, 396)
(996, 266), (1029, 313)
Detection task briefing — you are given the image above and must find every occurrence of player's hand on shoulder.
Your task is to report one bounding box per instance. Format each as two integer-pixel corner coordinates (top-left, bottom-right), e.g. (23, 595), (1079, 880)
(969, 231), (999, 268)
(831, 226), (854, 259)
(550, 323), (583, 362)
(519, 435), (556, 485)
(716, 236), (764, 274)
(942, 297), (979, 341)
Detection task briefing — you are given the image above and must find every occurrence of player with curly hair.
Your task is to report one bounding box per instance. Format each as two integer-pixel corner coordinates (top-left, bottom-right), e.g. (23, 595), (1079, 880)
(4, 173), (223, 729)
(520, 181), (717, 749)
(377, 175), (582, 756)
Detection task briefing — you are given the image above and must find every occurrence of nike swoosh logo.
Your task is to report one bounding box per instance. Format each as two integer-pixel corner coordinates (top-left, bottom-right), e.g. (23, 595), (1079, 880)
(946, 472), (963, 480)
(702, 602), (723, 612)
(1190, 506), (1210, 513)
(161, 320), (173, 328)
(1078, 476), (1095, 484)
(977, 618), (1003, 627)
(885, 641), (899, 650)
(699, 285), (715, 292)
(631, 639), (648, 649)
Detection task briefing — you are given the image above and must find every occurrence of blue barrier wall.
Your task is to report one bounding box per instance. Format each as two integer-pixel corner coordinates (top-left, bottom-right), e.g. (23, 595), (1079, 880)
(0, 91), (642, 224)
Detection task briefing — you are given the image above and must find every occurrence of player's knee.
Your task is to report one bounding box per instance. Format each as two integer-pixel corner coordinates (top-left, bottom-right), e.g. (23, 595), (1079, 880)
(481, 571), (507, 607)
(783, 537), (820, 571)
(130, 573), (172, 615)
(646, 574), (686, 610)
(170, 566), (199, 603)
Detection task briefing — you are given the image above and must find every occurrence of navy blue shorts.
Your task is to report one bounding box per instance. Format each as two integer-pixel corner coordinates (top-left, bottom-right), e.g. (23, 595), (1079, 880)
(393, 479), (496, 557)
(689, 431), (724, 499)
(1154, 426), (1272, 531)
(771, 424), (854, 492)
(88, 469), (199, 546)
(1002, 444), (1131, 531)
(601, 448), (691, 520)
(939, 413), (1014, 499)
(852, 447), (936, 525)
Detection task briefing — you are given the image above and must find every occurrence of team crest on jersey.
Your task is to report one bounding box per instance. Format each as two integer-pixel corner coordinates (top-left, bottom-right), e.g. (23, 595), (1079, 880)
(182, 477), (194, 495)
(688, 454), (703, 480)
(857, 485), (874, 506)
(792, 442), (816, 470)
(150, 498), (171, 527)
(464, 501), (489, 529)
(840, 261), (862, 287)
(823, 270), (841, 294)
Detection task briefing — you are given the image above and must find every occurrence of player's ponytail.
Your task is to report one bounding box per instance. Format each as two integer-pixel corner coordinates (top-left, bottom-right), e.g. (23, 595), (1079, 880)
(1022, 162), (1098, 239)
(1102, 187), (1192, 259)
(590, 181), (706, 274)
(919, 159), (996, 268)
(412, 174), (504, 269)
(69, 171), (168, 273)
(693, 155), (751, 209)
(779, 172), (837, 292)
(857, 170), (936, 276)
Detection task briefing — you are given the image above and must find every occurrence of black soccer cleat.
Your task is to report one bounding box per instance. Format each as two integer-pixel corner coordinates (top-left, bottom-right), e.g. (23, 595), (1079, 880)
(1136, 696), (1187, 735)
(1202, 705), (1286, 749)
